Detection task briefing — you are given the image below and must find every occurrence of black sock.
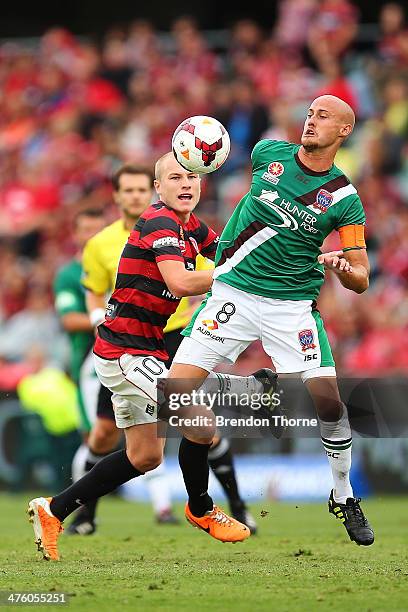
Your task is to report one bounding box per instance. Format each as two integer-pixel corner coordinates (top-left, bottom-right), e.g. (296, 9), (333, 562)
(178, 437), (213, 517)
(50, 449), (143, 522)
(74, 449), (110, 522)
(208, 438), (243, 509)
(84, 448), (110, 473)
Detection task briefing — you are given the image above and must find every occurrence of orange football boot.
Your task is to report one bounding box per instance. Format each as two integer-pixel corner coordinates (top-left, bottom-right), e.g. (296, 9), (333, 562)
(27, 497), (63, 561)
(185, 503), (250, 543)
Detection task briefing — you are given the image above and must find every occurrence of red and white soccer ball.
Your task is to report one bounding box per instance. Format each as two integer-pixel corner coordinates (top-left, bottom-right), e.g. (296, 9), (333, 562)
(172, 115), (230, 174)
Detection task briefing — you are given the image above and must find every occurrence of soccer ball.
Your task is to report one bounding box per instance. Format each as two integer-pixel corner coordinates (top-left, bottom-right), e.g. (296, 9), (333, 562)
(172, 115), (230, 174)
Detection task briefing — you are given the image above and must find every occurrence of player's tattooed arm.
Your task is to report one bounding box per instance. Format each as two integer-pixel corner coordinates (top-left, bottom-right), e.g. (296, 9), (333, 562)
(318, 249), (369, 294)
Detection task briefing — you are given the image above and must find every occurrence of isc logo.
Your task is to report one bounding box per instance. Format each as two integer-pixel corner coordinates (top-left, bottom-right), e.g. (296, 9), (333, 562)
(304, 354), (318, 362)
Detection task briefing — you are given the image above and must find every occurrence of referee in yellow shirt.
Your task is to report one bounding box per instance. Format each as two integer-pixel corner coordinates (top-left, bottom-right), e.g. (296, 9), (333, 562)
(73, 164), (257, 534)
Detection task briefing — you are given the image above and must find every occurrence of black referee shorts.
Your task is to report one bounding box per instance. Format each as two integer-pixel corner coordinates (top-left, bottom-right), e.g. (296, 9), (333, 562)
(163, 328), (184, 368)
(96, 381), (115, 420)
(95, 328), (184, 420)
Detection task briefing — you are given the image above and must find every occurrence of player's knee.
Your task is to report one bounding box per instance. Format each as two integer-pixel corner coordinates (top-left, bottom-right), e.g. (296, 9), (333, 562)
(316, 400), (343, 422)
(127, 449), (162, 472)
(185, 422), (216, 445)
(141, 454), (163, 472)
(177, 406), (216, 444)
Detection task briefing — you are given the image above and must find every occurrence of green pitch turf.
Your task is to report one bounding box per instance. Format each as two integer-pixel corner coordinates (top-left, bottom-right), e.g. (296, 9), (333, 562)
(0, 494), (407, 611)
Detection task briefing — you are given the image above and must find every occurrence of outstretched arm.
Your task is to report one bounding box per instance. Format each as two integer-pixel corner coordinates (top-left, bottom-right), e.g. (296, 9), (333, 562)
(318, 249), (369, 294)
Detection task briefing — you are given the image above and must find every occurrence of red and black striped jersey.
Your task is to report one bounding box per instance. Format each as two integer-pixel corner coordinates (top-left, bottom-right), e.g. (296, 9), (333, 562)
(93, 201), (219, 361)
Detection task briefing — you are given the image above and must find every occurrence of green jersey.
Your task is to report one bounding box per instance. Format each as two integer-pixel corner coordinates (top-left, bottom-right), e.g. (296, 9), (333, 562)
(213, 139), (365, 300)
(54, 259), (94, 383)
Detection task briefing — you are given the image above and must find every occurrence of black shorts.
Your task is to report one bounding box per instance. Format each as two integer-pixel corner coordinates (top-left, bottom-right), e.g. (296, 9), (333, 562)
(96, 382), (115, 420)
(95, 328), (183, 421)
(164, 328), (183, 368)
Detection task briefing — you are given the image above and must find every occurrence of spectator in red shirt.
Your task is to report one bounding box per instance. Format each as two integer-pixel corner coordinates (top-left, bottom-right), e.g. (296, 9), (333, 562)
(308, 0), (358, 63)
(275, 0), (318, 53)
(0, 163), (59, 236)
(171, 17), (219, 87)
(377, 2), (408, 67)
(314, 55), (358, 113)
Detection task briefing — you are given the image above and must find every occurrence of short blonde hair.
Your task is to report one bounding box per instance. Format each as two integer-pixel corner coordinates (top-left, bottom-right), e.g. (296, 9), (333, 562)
(154, 152), (175, 180)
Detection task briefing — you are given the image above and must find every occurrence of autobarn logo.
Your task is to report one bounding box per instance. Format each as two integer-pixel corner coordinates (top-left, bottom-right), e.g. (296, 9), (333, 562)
(262, 162), (285, 185)
(197, 326), (225, 343)
(202, 319), (218, 330)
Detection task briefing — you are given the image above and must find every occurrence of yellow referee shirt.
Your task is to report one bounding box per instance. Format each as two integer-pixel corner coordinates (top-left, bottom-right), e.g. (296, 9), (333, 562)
(82, 218), (213, 333)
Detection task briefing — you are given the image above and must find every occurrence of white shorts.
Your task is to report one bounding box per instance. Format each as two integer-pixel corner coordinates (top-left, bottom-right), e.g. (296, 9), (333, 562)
(78, 349), (100, 430)
(177, 280), (336, 379)
(93, 353), (168, 429)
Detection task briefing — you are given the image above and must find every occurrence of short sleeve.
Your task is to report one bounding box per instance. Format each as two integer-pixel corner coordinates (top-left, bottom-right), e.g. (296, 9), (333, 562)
(251, 139), (276, 172)
(193, 220), (219, 260)
(82, 238), (111, 295)
(335, 195), (366, 229)
(54, 290), (81, 316)
(140, 216), (184, 263)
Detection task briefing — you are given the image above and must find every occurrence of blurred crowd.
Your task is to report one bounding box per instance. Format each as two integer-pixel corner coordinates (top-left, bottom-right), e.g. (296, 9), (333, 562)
(0, 0), (408, 388)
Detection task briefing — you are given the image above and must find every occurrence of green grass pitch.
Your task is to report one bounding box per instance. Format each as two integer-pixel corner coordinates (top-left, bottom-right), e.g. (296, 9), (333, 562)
(0, 493), (407, 611)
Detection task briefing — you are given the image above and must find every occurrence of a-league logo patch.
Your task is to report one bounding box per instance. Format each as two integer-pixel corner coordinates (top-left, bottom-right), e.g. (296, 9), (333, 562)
(298, 329), (316, 352)
(313, 189), (334, 212)
(202, 319), (218, 330)
(268, 162), (284, 177)
(262, 161), (284, 185)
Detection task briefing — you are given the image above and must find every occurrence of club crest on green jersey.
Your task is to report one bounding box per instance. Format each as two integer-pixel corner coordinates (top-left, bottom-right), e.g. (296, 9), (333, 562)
(262, 161), (285, 185)
(313, 189), (334, 212)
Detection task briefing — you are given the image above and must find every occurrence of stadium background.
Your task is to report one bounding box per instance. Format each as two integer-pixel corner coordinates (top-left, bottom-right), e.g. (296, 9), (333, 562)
(0, 0), (407, 502)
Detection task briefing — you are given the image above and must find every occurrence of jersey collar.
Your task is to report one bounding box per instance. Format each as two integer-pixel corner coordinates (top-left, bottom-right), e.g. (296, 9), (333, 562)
(156, 200), (191, 227)
(294, 147), (333, 176)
